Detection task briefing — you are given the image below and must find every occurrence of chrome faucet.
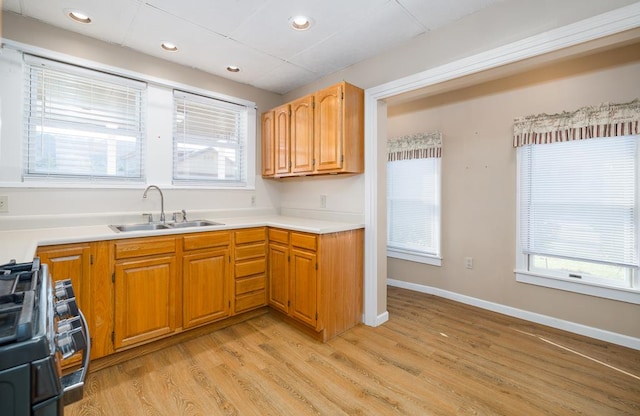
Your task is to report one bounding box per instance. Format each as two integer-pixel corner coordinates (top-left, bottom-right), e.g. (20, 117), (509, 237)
(142, 185), (165, 223)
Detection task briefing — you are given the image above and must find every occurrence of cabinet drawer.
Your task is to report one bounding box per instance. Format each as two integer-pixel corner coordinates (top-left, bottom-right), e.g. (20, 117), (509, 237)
(235, 290), (267, 312)
(234, 228), (266, 245)
(115, 237), (176, 259)
(183, 231), (230, 251)
(235, 258), (266, 278)
(235, 243), (266, 261)
(291, 232), (317, 251)
(268, 228), (289, 244)
(235, 275), (266, 295)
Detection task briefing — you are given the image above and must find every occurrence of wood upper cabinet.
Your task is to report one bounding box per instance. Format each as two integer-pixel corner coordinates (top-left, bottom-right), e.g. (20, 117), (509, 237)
(233, 228), (267, 314)
(261, 81), (363, 178)
(290, 95), (314, 174)
(113, 237), (177, 350)
(314, 83), (342, 172)
(261, 110), (275, 176)
(274, 104), (291, 175)
(37, 243), (92, 367)
(182, 231), (231, 328)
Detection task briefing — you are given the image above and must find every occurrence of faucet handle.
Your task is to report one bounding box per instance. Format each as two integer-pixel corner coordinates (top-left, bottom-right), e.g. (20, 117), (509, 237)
(181, 209), (187, 222)
(171, 211), (183, 222)
(142, 213), (153, 223)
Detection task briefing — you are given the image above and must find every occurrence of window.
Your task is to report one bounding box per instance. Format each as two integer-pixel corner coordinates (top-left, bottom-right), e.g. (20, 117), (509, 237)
(514, 100), (639, 303)
(24, 55), (146, 182)
(387, 132), (442, 265)
(173, 90), (249, 186)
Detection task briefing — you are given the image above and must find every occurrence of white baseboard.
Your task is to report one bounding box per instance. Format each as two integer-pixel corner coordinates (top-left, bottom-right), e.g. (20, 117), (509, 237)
(376, 311), (389, 326)
(387, 278), (640, 351)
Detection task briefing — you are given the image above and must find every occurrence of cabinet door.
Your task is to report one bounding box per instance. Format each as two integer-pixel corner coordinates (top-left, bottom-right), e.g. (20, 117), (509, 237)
(290, 95), (314, 174)
(289, 248), (318, 328)
(114, 255), (176, 349)
(261, 110), (275, 177)
(274, 104), (291, 175)
(314, 83), (342, 172)
(268, 243), (289, 313)
(37, 243), (92, 366)
(37, 244), (91, 311)
(183, 248), (229, 328)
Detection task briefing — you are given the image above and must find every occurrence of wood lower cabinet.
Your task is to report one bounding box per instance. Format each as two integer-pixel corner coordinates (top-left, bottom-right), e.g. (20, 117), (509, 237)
(233, 228), (267, 314)
(37, 243), (92, 367)
(268, 229), (319, 327)
(113, 237), (177, 350)
(35, 225), (363, 369)
(289, 245), (317, 328)
(182, 231), (230, 328)
(267, 229), (289, 314)
(268, 228), (363, 340)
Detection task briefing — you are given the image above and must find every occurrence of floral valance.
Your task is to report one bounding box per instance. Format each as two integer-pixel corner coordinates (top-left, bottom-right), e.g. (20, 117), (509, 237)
(387, 131), (442, 161)
(513, 99), (640, 147)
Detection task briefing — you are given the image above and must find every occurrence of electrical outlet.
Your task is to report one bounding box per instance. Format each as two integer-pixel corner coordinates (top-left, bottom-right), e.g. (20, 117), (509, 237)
(320, 194), (327, 208)
(0, 196), (8, 213)
(464, 257), (473, 269)
(250, 195), (256, 206)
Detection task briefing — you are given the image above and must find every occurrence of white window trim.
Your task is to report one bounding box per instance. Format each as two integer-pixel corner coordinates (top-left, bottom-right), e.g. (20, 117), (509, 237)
(0, 39), (257, 190)
(387, 248), (442, 266)
(515, 149), (640, 305)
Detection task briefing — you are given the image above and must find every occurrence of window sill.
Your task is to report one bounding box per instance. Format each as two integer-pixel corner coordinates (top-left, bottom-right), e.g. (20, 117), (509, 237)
(387, 248), (441, 266)
(515, 270), (640, 305)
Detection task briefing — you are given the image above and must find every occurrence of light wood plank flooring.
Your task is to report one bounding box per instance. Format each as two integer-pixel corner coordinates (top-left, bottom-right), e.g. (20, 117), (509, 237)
(67, 287), (640, 415)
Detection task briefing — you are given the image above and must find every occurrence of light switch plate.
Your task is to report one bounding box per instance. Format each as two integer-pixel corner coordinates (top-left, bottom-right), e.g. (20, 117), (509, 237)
(0, 196), (8, 213)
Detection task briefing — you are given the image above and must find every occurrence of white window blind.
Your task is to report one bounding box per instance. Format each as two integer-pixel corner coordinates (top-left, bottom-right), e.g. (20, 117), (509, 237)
(23, 55), (146, 182)
(387, 158), (441, 257)
(173, 90), (248, 186)
(519, 136), (638, 269)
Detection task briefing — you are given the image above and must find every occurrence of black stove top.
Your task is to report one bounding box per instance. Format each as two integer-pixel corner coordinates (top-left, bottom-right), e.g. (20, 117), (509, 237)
(0, 259), (41, 345)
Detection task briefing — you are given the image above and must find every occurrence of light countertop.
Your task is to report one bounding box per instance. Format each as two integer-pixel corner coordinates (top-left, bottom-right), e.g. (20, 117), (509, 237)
(0, 215), (364, 264)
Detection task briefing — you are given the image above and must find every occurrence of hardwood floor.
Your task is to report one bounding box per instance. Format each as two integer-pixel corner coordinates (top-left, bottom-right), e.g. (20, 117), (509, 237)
(67, 287), (640, 415)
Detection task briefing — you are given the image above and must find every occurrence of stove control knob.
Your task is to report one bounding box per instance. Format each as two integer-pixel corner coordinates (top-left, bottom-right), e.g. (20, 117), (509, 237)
(56, 316), (81, 334)
(55, 297), (79, 319)
(56, 326), (86, 360)
(54, 279), (75, 301)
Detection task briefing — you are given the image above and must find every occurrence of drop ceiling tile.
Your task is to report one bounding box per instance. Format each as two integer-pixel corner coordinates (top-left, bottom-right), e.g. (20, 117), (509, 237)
(289, 1), (425, 75)
(123, 4), (283, 83)
(16, 0), (139, 45)
(397, 0), (503, 30)
(230, 0), (389, 60)
(143, 0), (268, 36)
(251, 62), (318, 94)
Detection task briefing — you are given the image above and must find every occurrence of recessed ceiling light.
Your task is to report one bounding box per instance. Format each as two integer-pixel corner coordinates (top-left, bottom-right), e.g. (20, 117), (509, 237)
(290, 15), (312, 31)
(67, 10), (92, 24)
(161, 42), (178, 52)
(226, 66), (240, 73)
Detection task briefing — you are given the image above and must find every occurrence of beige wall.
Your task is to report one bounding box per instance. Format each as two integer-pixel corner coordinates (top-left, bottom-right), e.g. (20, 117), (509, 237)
(386, 44), (640, 338)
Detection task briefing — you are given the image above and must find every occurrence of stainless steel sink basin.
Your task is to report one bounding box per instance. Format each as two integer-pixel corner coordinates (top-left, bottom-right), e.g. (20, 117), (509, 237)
(168, 220), (224, 228)
(110, 223), (171, 232)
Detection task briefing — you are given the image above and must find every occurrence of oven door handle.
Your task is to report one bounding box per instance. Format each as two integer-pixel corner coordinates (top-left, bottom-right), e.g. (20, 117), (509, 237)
(61, 309), (90, 406)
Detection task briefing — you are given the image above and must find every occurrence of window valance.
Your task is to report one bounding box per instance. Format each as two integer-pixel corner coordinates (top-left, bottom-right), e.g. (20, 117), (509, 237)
(387, 132), (442, 161)
(513, 99), (640, 147)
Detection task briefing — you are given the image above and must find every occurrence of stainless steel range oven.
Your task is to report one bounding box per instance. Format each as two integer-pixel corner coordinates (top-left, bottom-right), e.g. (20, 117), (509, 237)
(0, 258), (90, 415)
